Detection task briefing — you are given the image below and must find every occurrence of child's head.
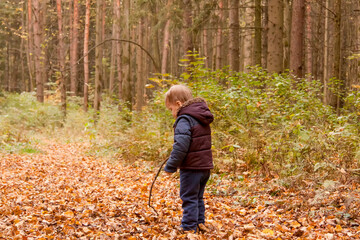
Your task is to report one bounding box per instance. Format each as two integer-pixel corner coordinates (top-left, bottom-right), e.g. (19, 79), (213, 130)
(165, 85), (193, 118)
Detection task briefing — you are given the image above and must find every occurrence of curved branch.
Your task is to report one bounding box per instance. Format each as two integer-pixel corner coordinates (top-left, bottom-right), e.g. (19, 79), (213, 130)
(148, 158), (168, 216)
(76, 38), (160, 72)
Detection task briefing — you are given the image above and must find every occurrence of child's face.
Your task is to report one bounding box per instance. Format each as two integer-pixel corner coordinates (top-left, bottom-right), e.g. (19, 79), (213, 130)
(166, 101), (183, 119)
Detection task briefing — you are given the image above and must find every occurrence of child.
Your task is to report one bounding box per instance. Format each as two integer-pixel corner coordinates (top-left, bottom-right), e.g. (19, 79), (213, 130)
(164, 85), (214, 233)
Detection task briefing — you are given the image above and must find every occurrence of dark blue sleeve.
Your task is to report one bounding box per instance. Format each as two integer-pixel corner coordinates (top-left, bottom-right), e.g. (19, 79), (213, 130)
(164, 117), (192, 173)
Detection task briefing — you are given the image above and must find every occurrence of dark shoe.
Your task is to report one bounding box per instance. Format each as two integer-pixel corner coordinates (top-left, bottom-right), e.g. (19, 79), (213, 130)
(177, 226), (197, 234)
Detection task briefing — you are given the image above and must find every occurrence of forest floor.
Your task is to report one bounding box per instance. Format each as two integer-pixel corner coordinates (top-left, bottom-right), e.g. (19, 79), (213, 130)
(1, 142), (360, 240)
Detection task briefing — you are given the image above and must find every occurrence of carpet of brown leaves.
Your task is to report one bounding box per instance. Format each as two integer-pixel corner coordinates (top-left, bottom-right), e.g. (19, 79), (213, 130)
(1, 143), (360, 239)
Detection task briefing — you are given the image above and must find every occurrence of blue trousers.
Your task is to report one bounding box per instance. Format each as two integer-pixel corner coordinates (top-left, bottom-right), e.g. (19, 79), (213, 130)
(179, 169), (211, 231)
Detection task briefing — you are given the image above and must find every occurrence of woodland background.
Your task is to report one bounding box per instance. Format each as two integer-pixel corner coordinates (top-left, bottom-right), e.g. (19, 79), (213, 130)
(1, 0), (360, 239)
(0, 0), (360, 182)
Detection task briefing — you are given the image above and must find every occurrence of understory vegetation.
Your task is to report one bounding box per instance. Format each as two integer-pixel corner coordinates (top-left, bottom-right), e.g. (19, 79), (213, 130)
(1, 65), (360, 187)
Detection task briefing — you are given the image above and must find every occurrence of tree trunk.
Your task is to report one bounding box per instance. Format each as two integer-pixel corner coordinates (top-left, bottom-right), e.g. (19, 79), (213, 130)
(83, 0), (90, 112)
(32, 0), (44, 102)
(136, 19), (145, 111)
(161, 19), (171, 76)
(215, 0), (223, 70)
(56, 0), (67, 116)
(290, 0), (305, 78)
(283, 0), (291, 70)
(182, 0), (194, 55)
(254, 0), (262, 66)
(267, 0), (284, 73)
(243, 5), (254, 70)
(21, 2), (26, 92)
(94, 0), (103, 111)
(70, 0), (79, 96)
(122, 0), (132, 110)
(304, 2), (313, 78)
(149, 2), (161, 72)
(101, 0), (107, 91)
(115, 0), (122, 100)
(323, 0), (329, 104)
(333, 0), (342, 111)
(262, 0), (269, 68)
(229, 0), (240, 71)
(109, 0), (118, 96)
(27, 0), (35, 91)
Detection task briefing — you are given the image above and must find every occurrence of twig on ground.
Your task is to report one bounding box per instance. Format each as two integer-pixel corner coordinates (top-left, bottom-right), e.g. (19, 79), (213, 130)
(148, 158), (169, 216)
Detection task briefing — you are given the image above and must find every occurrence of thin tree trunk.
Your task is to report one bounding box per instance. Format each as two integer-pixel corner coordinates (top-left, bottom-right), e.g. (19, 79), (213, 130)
(115, 0), (122, 100)
(229, 0), (240, 71)
(161, 19), (171, 76)
(122, 0), (132, 109)
(333, 0), (341, 112)
(27, 0), (35, 91)
(267, 0), (284, 73)
(262, 0), (269, 68)
(32, 0), (44, 102)
(182, 0), (193, 54)
(101, 0), (107, 91)
(56, 0), (67, 116)
(203, 28), (209, 68)
(283, 0), (291, 70)
(216, 0), (223, 70)
(83, 0), (90, 112)
(243, 5), (254, 70)
(136, 19), (145, 111)
(109, 0), (118, 96)
(21, 3), (26, 92)
(254, 0), (262, 66)
(150, 2), (161, 72)
(6, 42), (10, 91)
(94, 0), (103, 111)
(304, 2), (313, 78)
(70, 0), (79, 96)
(323, 0), (330, 104)
(290, 0), (305, 78)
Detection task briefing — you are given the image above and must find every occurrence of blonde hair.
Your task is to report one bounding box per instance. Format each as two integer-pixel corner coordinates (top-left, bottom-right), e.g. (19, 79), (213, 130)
(165, 85), (193, 105)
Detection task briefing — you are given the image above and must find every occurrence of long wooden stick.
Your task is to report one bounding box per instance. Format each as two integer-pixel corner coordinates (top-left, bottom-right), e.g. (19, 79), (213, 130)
(148, 158), (169, 216)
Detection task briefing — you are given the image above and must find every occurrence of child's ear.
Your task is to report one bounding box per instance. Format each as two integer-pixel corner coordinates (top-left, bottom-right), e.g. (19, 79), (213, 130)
(176, 101), (183, 107)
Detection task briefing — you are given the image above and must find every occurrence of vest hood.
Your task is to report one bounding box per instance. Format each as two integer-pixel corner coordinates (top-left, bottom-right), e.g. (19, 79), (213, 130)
(177, 97), (214, 125)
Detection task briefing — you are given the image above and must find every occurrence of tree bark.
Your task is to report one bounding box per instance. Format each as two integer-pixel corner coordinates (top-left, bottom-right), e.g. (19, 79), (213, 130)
(283, 0), (291, 70)
(243, 5), (254, 70)
(32, 0), (44, 102)
(122, 0), (132, 110)
(21, 2), (26, 92)
(304, 2), (313, 78)
(27, 0), (35, 91)
(290, 0), (305, 78)
(94, 0), (103, 111)
(101, 0), (107, 91)
(70, 0), (79, 96)
(161, 19), (171, 76)
(109, 0), (118, 96)
(267, 0), (284, 73)
(182, 0), (194, 55)
(136, 19), (145, 111)
(215, 0), (223, 70)
(115, 0), (122, 100)
(56, 0), (67, 116)
(254, 0), (262, 66)
(333, 0), (342, 111)
(149, 2), (161, 72)
(229, 0), (240, 71)
(83, 0), (90, 112)
(323, 0), (329, 104)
